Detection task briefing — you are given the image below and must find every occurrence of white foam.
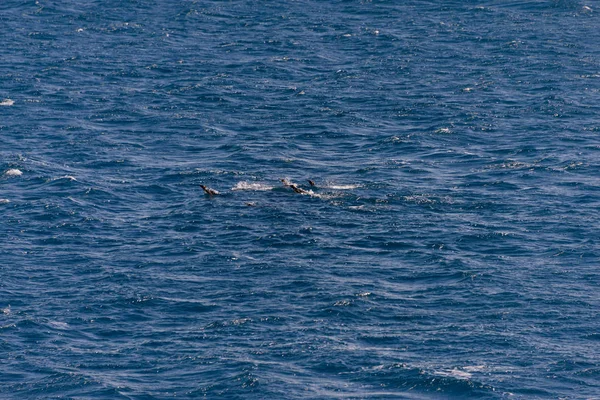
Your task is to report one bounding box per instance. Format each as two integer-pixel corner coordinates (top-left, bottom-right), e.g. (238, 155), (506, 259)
(327, 184), (359, 190)
(231, 181), (273, 191)
(305, 190), (340, 200)
(0, 199), (9, 204)
(334, 299), (352, 306)
(47, 320), (69, 330)
(349, 205), (365, 210)
(0, 99), (14, 106)
(434, 368), (472, 379)
(4, 169), (22, 177)
(463, 365), (486, 372)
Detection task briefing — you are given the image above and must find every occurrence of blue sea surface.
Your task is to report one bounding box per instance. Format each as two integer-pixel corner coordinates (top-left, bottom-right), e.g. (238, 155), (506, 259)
(1, 1), (600, 398)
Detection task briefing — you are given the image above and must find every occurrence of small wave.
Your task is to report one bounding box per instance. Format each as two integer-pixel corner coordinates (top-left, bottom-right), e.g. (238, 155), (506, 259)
(0, 199), (9, 204)
(0, 99), (14, 106)
(433, 365), (486, 380)
(333, 299), (353, 307)
(230, 252), (257, 261)
(231, 181), (273, 191)
(403, 195), (435, 204)
(483, 161), (533, 171)
(4, 169), (22, 177)
(51, 175), (77, 182)
(435, 127), (452, 134)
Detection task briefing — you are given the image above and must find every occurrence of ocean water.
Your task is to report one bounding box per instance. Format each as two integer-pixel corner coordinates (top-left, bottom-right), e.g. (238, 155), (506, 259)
(1, 0), (600, 398)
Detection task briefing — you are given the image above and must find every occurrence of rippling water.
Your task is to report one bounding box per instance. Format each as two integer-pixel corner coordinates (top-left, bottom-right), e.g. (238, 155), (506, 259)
(2, 1), (600, 398)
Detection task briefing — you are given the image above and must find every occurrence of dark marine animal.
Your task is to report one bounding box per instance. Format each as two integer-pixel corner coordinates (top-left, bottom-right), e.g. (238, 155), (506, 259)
(290, 184), (307, 194)
(280, 179), (309, 194)
(200, 185), (219, 195)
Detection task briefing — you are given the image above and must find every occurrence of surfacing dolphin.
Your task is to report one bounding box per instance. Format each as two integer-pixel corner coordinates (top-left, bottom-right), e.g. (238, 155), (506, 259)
(200, 185), (219, 196)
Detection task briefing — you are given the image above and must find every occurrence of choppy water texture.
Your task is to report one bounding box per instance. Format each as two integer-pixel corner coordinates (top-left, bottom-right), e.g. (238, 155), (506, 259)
(2, 1), (600, 398)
